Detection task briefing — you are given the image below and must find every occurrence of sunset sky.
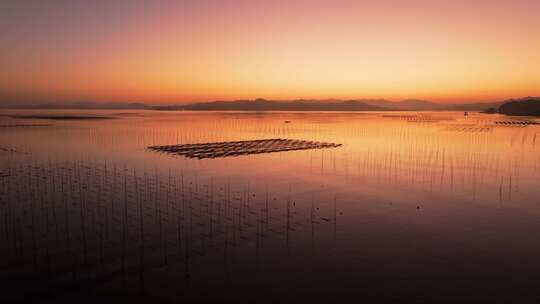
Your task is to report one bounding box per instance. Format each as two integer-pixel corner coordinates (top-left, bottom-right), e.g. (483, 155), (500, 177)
(1, 0), (539, 105)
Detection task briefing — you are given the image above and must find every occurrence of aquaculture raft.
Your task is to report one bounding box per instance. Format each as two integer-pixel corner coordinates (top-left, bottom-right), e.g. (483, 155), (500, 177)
(494, 121), (539, 126)
(148, 139), (342, 159)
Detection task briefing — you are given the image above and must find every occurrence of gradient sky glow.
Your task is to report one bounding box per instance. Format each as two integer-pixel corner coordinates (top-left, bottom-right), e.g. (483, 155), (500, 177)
(1, 0), (539, 104)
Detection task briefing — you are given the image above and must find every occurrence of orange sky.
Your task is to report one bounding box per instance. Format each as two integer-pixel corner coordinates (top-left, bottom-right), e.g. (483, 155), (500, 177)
(1, 0), (539, 104)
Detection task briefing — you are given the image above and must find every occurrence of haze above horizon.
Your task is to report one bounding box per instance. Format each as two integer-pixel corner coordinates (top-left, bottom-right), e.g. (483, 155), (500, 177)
(1, 0), (539, 105)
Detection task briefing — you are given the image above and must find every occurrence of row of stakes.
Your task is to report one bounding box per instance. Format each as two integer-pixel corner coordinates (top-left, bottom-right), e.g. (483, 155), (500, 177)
(0, 159), (340, 300)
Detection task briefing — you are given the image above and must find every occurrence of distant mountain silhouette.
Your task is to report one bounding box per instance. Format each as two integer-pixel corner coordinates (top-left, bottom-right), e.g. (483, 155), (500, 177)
(448, 102), (504, 111)
(498, 97), (540, 116)
(151, 99), (510, 111)
(360, 99), (444, 110)
(399, 99), (448, 110)
(153, 99), (386, 111)
(0, 98), (527, 112)
(360, 99), (504, 111)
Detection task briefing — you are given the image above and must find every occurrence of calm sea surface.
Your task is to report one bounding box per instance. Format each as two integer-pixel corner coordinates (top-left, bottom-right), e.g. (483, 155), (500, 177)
(1, 110), (539, 303)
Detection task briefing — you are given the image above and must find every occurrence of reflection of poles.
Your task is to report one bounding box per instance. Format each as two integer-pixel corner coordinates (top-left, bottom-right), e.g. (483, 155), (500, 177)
(311, 193), (315, 250)
(6, 165), (13, 265)
(185, 200), (192, 285)
(104, 162), (110, 241)
(97, 165), (104, 271)
(508, 175), (512, 201)
(40, 164), (52, 275)
(286, 185), (291, 251)
(175, 175), (182, 257)
(67, 163), (75, 280)
(135, 169), (145, 294)
(181, 172), (185, 220)
(16, 164), (23, 264)
(154, 170), (159, 225)
(51, 161), (59, 256)
(209, 178), (214, 239)
(164, 170), (170, 267)
(78, 163), (87, 275)
(98, 221), (104, 270)
(0, 156), (359, 296)
(16, 217), (23, 268)
(30, 166), (37, 271)
(247, 182), (250, 208)
(111, 163), (116, 220)
(159, 204), (166, 266)
(265, 186), (269, 225)
(334, 195), (337, 243)
(121, 167), (127, 287)
(256, 210), (260, 271)
(499, 176), (504, 203)
(223, 216), (229, 276)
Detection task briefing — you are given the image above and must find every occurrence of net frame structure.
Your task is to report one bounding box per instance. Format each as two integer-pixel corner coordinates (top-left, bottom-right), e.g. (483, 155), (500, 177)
(148, 138), (342, 159)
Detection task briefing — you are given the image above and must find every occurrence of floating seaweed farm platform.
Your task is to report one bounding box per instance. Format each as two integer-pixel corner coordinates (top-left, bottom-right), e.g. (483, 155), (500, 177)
(148, 139), (342, 159)
(494, 121), (539, 126)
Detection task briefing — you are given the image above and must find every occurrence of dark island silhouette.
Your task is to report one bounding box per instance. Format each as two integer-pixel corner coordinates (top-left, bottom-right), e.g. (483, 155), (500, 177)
(498, 97), (540, 116)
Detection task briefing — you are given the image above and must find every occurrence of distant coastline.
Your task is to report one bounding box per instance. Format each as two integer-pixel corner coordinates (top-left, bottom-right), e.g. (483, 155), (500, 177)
(2, 97), (539, 115)
(151, 99), (387, 111)
(0, 98), (504, 111)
